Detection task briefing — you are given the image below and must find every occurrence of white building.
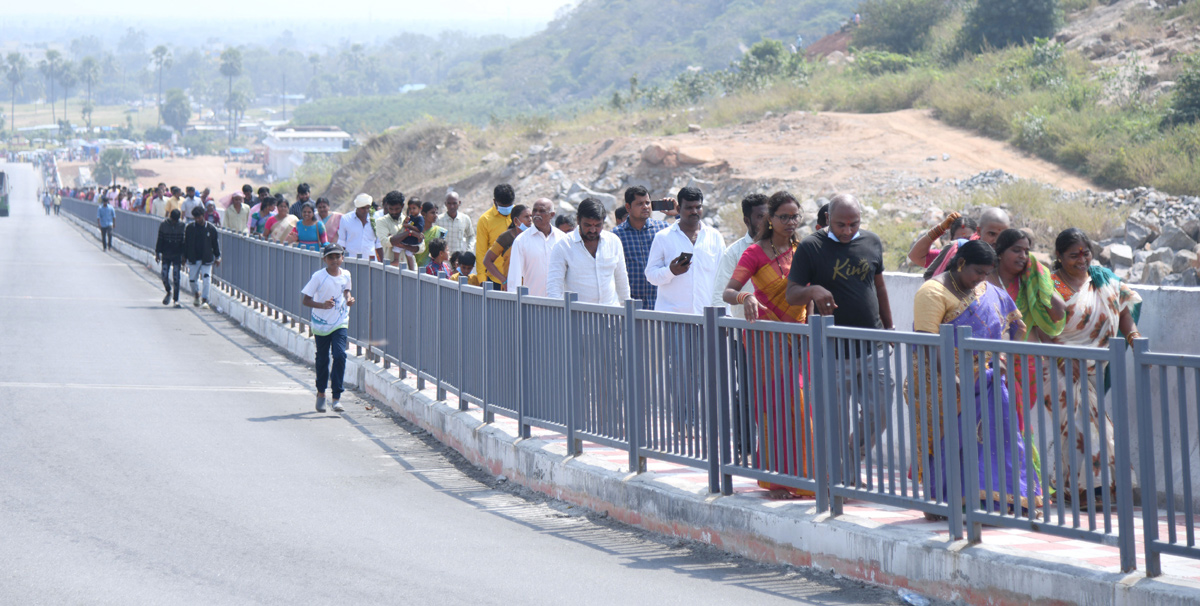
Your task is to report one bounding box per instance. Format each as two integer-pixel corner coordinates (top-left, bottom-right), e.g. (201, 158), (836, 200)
(262, 126), (353, 179)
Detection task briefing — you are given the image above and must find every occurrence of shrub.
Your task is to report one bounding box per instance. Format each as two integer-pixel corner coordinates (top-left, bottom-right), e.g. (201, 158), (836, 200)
(854, 0), (952, 54)
(1164, 54), (1200, 127)
(957, 0), (1062, 54)
(854, 50), (916, 75)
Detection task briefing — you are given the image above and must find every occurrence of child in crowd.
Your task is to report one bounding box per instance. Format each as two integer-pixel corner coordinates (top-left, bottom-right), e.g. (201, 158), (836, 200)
(451, 251), (482, 286)
(301, 243), (355, 413)
(424, 238), (453, 277)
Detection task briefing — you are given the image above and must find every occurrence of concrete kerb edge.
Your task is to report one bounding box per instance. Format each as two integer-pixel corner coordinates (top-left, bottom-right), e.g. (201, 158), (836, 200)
(64, 214), (1200, 606)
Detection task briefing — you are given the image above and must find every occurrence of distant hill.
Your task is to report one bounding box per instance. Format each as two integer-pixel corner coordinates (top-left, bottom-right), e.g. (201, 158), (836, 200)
(294, 0), (855, 132)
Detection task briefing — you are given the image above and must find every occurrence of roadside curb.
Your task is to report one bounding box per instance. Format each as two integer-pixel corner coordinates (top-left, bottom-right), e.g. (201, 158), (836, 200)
(64, 213), (1200, 606)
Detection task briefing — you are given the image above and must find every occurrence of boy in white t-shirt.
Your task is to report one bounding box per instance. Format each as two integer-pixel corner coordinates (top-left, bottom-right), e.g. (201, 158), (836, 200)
(301, 244), (356, 413)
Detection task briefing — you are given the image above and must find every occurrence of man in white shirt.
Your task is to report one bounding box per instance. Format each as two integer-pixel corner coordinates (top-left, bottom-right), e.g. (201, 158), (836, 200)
(508, 198), (567, 297)
(711, 194), (768, 318)
(181, 186), (204, 221)
(547, 198), (630, 306)
(435, 192), (475, 255)
(338, 193), (383, 261)
(644, 187), (725, 315)
(224, 192), (251, 234)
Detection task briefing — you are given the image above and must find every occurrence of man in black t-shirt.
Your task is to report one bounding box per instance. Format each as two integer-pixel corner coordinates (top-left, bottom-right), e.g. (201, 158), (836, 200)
(786, 194), (895, 477)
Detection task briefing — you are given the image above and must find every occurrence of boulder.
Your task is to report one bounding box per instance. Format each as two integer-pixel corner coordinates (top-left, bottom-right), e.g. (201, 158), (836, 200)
(1106, 243), (1134, 266)
(687, 123), (703, 133)
(1147, 247), (1175, 266)
(1173, 250), (1198, 274)
(556, 200), (577, 217)
(481, 152), (501, 164)
(1143, 261), (1172, 285)
(1125, 217), (1157, 249)
(1183, 218), (1200, 242)
(676, 146), (717, 165)
(641, 143), (670, 165)
(1182, 268), (1199, 287)
(1156, 224), (1199, 252)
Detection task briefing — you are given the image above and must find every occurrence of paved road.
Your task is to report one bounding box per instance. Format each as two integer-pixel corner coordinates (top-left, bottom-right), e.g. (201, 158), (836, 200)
(0, 162), (902, 605)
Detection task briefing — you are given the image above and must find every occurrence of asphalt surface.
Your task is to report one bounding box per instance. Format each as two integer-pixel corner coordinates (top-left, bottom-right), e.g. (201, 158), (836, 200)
(0, 161), (904, 605)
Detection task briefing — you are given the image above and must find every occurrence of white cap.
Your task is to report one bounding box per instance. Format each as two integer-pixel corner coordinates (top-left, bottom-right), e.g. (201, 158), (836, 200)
(354, 193), (373, 208)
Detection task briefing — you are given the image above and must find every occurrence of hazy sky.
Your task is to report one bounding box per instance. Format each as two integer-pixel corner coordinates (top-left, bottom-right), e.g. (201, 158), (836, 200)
(9, 0), (573, 23)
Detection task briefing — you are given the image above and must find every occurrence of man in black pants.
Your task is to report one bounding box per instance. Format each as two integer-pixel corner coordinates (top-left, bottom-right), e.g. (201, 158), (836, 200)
(155, 209), (186, 307)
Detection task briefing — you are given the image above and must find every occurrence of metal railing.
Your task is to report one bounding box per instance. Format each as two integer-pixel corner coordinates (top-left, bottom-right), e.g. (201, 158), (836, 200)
(61, 197), (1200, 577)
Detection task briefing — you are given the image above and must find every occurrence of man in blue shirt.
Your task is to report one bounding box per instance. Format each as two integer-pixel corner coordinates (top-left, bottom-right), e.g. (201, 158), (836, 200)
(613, 186), (670, 309)
(97, 197), (116, 251)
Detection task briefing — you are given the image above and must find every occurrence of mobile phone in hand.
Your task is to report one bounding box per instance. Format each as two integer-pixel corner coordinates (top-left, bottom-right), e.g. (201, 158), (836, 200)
(677, 252), (693, 265)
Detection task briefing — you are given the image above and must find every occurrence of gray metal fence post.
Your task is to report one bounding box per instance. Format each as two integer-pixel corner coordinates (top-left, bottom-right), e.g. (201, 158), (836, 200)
(1109, 338), (1137, 572)
(810, 315), (830, 512)
(1133, 338), (1161, 576)
(957, 325), (982, 543)
(819, 315), (844, 516)
(938, 324), (964, 540)
(703, 307), (723, 494)
(481, 281), (494, 424)
(414, 272), (425, 390)
(395, 266), (406, 379)
(517, 286), (531, 439)
(435, 274), (447, 401)
(564, 292), (581, 455)
(624, 299), (645, 473)
(457, 276), (468, 411)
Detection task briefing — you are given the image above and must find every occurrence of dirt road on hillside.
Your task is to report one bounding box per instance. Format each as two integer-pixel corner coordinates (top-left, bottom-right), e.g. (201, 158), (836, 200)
(654, 109), (1097, 193)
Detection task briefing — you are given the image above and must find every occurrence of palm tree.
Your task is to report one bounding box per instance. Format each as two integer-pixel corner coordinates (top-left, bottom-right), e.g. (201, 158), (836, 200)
(58, 61), (76, 122)
(6, 53), (29, 134)
(79, 56), (99, 129)
(219, 48), (243, 143)
(38, 49), (62, 123)
(152, 45), (172, 127)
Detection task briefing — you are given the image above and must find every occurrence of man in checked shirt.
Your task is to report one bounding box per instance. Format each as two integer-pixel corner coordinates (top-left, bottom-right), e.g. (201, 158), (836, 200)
(613, 186), (672, 310)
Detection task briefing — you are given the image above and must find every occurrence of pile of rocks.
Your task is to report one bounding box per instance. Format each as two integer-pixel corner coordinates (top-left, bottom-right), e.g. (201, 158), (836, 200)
(1104, 211), (1200, 287)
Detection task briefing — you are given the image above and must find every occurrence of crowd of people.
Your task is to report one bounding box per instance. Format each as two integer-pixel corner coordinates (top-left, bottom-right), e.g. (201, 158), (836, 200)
(73, 177), (1145, 511)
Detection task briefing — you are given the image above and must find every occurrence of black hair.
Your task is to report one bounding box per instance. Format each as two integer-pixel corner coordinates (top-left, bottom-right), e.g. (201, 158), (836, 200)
(1053, 228), (1092, 270)
(493, 183), (515, 206)
(450, 251), (461, 266)
(170, 209), (181, 220)
(382, 190), (406, 207)
(407, 197), (422, 208)
(242, 183), (253, 194)
(300, 202), (315, 216)
(993, 228), (1030, 258)
(459, 251), (476, 267)
(615, 207), (628, 222)
(297, 183), (311, 195)
(741, 193), (768, 219)
(508, 204), (528, 229)
(428, 238), (447, 261)
(624, 185), (649, 205)
(257, 186), (270, 196)
(315, 197), (330, 207)
(186, 186), (195, 193)
(677, 186), (703, 204)
(421, 201), (437, 214)
(260, 196), (275, 208)
(951, 239), (998, 270)
(555, 214), (575, 229)
(577, 198), (605, 223)
(759, 191), (800, 245)
(816, 203), (829, 229)
(191, 205), (205, 217)
(951, 215), (979, 236)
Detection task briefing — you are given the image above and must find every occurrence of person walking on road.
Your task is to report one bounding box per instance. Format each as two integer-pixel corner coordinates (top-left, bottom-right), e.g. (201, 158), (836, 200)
(302, 243), (355, 413)
(155, 209), (186, 307)
(183, 206), (221, 308)
(97, 196), (116, 252)
(53, 192), (61, 215)
(43, 191), (54, 215)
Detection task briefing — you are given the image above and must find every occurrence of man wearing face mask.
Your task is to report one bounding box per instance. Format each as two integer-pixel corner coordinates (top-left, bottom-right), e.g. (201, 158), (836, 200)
(475, 183), (516, 283)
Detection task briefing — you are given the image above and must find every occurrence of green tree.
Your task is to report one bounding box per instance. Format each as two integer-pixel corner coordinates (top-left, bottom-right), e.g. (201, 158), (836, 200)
(161, 88), (191, 132)
(78, 56), (99, 128)
(93, 148), (135, 186)
(37, 49), (62, 122)
(58, 61), (77, 122)
(958, 0), (1061, 53)
(152, 45), (172, 126)
(1164, 55), (1200, 127)
(219, 48), (243, 142)
(854, 0), (951, 55)
(6, 53), (29, 134)
(225, 89), (248, 142)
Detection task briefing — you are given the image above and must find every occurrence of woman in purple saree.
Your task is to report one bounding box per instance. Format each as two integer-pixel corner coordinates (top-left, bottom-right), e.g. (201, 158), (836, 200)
(910, 241), (1042, 513)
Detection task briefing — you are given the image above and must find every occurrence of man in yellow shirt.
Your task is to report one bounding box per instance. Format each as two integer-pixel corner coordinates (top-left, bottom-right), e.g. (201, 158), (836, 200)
(164, 187), (184, 219)
(374, 191), (408, 266)
(475, 183), (515, 286)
